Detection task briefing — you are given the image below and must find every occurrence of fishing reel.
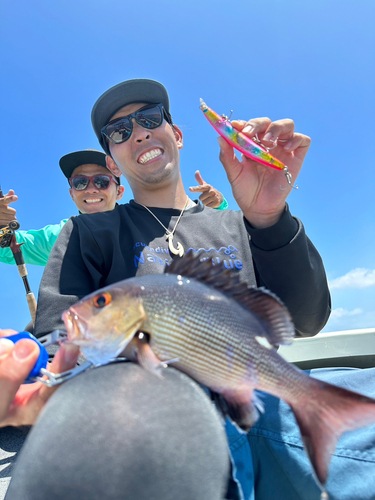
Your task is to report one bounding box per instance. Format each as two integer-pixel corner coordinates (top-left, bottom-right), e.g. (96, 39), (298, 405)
(0, 220), (20, 248)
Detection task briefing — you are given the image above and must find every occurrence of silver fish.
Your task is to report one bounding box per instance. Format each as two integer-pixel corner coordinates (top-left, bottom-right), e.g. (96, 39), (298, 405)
(62, 254), (375, 491)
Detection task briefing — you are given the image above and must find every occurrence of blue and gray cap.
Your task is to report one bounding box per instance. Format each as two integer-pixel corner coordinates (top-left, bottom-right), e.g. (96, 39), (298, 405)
(91, 79), (171, 153)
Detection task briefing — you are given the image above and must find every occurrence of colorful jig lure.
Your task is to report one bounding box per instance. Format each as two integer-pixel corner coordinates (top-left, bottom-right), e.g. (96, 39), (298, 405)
(200, 99), (297, 189)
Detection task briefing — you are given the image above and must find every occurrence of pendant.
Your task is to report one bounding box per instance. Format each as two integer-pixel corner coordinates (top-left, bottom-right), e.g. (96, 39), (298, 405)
(166, 233), (184, 257)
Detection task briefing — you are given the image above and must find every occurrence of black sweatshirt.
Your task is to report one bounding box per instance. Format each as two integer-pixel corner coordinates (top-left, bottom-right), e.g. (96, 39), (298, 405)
(34, 201), (331, 338)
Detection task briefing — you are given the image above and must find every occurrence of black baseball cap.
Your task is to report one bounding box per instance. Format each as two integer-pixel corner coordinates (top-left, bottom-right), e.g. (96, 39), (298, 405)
(91, 79), (171, 153)
(59, 149), (121, 184)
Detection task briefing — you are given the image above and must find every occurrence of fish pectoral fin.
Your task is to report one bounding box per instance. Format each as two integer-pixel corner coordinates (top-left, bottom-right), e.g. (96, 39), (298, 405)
(135, 332), (164, 379)
(213, 389), (260, 433)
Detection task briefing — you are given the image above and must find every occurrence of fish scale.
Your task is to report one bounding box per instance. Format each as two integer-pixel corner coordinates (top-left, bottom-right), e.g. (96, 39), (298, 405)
(139, 274), (273, 391)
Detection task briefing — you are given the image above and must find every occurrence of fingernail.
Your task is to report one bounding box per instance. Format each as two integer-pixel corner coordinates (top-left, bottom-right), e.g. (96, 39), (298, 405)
(63, 343), (79, 364)
(243, 125), (253, 134)
(283, 141), (292, 150)
(13, 340), (36, 361)
(0, 338), (14, 358)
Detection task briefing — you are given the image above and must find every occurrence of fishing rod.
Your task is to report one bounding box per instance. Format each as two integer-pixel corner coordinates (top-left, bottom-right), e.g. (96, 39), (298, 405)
(0, 185), (37, 326)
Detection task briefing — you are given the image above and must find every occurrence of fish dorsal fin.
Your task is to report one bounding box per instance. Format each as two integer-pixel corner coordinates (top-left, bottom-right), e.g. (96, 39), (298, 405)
(166, 254), (295, 347)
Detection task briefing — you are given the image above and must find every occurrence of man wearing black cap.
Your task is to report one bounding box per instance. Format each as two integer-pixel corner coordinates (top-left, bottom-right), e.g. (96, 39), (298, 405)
(0, 150), (124, 267)
(4, 80), (333, 500)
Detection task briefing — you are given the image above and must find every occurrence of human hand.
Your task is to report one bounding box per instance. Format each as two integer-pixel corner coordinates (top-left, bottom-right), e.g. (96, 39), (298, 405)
(189, 171), (224, 208)
(218, 118), (311, 228)
(0, 189), (18, 226)
(0, 329), (80, 427)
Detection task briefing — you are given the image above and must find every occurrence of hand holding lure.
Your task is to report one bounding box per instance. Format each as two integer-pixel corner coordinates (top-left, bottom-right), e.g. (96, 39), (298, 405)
(200, 99), (297, 190)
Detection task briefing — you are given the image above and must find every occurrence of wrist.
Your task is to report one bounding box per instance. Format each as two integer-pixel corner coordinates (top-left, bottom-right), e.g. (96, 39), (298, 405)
(244, 206), (285, 229)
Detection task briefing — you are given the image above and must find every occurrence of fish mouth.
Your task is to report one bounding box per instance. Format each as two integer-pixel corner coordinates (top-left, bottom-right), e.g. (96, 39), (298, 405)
(62, 308), (89, 341)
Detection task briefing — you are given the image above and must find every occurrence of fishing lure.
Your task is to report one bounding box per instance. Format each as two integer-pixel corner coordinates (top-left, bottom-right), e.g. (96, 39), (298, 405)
(200, 99), (297, 189)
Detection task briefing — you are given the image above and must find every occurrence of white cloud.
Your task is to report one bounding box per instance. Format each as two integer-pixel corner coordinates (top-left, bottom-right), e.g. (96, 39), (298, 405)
(322, 308), (375, 333)
(330, 307), (363, 319)
(329, 268), (375, 290)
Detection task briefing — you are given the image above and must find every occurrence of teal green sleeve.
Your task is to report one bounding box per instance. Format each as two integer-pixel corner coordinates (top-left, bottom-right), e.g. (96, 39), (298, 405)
(0, 219), (68, 267)
(213, 196), (228, 211)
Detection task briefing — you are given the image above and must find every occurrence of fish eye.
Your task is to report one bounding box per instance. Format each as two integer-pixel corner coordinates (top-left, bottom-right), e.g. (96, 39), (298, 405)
(93, 292), (112, 308)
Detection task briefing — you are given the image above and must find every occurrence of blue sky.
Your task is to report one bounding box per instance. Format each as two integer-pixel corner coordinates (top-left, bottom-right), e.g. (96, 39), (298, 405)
(1, 0), (374, 333)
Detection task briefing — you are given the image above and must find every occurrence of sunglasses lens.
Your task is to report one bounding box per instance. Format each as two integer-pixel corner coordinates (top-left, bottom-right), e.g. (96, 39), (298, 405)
(135, 105), (163, 129)
(94, 176), (111, 189)
(105, 119), (132, 144)
(102, 104), (165, 147)
(71, 177), (89, 190)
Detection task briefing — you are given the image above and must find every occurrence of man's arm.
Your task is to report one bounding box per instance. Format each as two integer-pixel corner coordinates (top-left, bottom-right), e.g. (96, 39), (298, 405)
(0, 221), (68, 266)
(246, 205), (331, 337)
(217, 116), (330, 335)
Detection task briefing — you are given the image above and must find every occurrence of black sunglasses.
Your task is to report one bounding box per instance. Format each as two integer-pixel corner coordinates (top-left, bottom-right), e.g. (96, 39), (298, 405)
(69, 175), (119, 191)
(101, 103), (170, 146)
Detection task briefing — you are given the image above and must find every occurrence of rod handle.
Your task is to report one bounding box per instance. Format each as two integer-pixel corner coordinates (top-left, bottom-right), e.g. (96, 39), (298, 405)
(26, 293), (37, 326)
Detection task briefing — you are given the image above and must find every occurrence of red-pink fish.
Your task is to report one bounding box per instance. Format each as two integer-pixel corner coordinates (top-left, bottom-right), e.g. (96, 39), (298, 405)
(62, 255), (375, 492)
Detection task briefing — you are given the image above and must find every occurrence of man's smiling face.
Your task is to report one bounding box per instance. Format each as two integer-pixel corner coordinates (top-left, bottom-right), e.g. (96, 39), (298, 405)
(106, 102), (183, 191)
(69, 163), (124, 214)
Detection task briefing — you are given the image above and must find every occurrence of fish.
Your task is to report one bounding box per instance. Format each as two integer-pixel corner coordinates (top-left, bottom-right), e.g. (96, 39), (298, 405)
(200, 98), (296, 188)
(62, 254), (375, 492)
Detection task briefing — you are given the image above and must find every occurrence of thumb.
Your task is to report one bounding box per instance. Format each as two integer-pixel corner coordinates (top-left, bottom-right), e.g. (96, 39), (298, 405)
(38, 342), (80, 403)
(218, 137), (237, 168)
(194, 170), (205, 185)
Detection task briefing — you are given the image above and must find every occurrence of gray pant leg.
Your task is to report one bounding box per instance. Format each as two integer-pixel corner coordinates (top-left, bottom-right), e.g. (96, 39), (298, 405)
(6, 363), (230, 500)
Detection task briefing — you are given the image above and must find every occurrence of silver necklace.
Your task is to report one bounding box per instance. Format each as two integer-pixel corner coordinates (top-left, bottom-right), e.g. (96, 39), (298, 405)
(139, 198), (189, 257)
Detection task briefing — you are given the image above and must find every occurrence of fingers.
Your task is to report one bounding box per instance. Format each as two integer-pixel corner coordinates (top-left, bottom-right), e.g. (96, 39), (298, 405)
(281, 132), (311, 154)
(231, 118), (310, 153)
(189, 170), (209, 193)
(194, 170), (205, 185)
(0, 338), (40, 421)
(38, 343), (80, 404)
(218, 136), (241, 184)
(0, 329), (18, 337)
(0, 190), (18, 206)
(189, 185), (209, 193)
(0, 191), (18, 224)
(231, 118), (272, 138)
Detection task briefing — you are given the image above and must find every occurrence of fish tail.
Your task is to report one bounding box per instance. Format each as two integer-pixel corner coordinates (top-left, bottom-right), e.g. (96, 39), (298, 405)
(290, 378), (375, 487)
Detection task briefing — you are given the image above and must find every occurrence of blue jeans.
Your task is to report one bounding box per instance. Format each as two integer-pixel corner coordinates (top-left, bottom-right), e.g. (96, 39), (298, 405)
(227, 368), (375, 500)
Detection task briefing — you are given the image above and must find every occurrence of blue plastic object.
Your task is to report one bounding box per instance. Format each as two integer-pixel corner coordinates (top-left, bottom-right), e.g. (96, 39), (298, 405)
(4, 332), (49, 382)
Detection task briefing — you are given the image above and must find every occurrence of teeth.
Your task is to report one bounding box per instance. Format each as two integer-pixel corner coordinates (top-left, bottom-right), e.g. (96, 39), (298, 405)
(85, 199), (102, 203)
(139, 149), (162, 164)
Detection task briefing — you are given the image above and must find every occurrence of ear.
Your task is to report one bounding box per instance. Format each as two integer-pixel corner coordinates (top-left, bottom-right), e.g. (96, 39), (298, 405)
(69, 188), (75, 202)
(172, 125), (183, 150)
(106, 155), (122, 177)
(116, 185), (125, 201)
